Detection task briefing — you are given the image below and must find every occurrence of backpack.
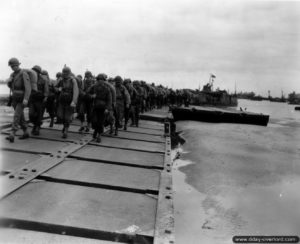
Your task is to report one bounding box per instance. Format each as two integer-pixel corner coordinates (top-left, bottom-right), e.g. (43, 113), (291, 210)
(24, 69), (37, 91)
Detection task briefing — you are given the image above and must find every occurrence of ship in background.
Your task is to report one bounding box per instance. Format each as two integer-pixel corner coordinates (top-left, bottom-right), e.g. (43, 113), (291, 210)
(188, 74), (238, 107)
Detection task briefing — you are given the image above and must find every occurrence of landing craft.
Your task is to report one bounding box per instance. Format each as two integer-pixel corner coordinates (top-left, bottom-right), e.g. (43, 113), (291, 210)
(190, 74), (238, 107)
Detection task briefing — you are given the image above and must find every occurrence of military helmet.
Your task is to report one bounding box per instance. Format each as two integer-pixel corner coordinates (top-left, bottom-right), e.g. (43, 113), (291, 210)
(85, 70), (92, 77)
(96, 73), (107, 81)
(32, 65), (42, 74)
(102, 73), (108, 80)
(62, 66), (71, 73)
(114, 76), (123, 82)
(41, 70), (48, 76)
(124, 78), (131, 84)
(56, 72), (62, 78)
(8, 57), (21, 66)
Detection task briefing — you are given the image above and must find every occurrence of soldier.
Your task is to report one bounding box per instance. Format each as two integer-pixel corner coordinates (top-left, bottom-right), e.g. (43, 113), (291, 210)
(78, 71), (95, 132)
(132, 81), (143, 127)
(54, 72), (63, 124)
(114, 76), (130, 134)
(75, 74), (84, 119)
(104, 76), (116, 135)
(169, 88), (176, 105)
(45, 72), (57, 127)
(88, 74), (112, 142)
(140, 81), (148, 113)
(123, 78), (137, 129)
(182, 89), (191, 107)
(149, 83), (157, 110)
(176, 89), (183, 106)
(55, 66), (78, 138)
(30, 66), (49, 135)
(142, 82), (152, 111)
(6, 58), (31, 143)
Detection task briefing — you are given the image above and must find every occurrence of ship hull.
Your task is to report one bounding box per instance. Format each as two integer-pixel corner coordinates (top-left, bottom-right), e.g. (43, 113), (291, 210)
(171, 107), (269, 126)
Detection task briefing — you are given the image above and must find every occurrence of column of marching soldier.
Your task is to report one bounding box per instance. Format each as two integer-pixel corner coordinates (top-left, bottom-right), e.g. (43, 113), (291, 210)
(5, 57), (184, 143)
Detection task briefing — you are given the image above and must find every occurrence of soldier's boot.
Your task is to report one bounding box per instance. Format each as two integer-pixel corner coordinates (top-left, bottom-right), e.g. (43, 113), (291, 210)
(109, 125), (113, 135)
(6, 131), (15, 143)
(32, 125), (40, 135)
(49, 118), (54, 128)
(93, 130), (97, 139)
(19, 129), (29, 140)
(114, 127), (118, 136)
(123, 123), (127, 131)
(55, 118), (62, 124)
(35, 126), (40, 136)
(31, 126), (37, 135)
(85, 123), (91, 133)
(62, 127), (68, 139)
(96, 134), (101, 143)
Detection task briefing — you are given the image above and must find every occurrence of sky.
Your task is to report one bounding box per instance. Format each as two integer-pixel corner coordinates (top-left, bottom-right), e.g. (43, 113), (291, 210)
(0, 0), (299, 97)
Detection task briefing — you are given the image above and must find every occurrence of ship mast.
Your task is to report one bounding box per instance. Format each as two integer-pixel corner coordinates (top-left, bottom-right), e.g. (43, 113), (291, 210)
(235, 82), (237, 95)
(209, 74), (216, 91)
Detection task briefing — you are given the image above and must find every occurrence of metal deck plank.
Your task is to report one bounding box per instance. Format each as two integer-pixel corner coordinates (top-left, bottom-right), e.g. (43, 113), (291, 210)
(137, 125), (164, 131)
(0, 181), (157, 238)
(139, 120), (164, 127)
(71, 145), (165, 168)
(104, 131), (165, 143)
(89, 136), (165, 153)
(0, 111), (175, 243)
(0, 135), (93, 199)
(123, 127), (163, 136)
(2, 128), (84, 143)
(0, 228), (124, 244)
(41, 158), (160, 193)
(0, 150), (40, 173)
(31, 120), (91, 135)
(0, 134), (69, 154)
(140, 114), (167, 122)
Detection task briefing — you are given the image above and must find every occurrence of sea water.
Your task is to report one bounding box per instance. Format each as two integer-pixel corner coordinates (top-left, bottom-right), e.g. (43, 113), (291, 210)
(0, 84), (9, 95)
(173, 99), (300, 243)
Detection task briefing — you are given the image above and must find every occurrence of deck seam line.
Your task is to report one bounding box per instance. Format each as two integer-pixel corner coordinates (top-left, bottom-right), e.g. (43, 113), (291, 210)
(37, 175), (159, 195)
(67, 155), (164, 170)
(87, 142), (165, 154)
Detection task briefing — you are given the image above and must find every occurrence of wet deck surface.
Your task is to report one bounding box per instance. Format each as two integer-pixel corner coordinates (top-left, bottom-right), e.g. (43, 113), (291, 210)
(0, 108), (174, 243)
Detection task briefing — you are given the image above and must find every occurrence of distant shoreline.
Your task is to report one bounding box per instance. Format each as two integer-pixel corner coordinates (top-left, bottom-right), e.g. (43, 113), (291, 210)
(0, 95), (9, 106)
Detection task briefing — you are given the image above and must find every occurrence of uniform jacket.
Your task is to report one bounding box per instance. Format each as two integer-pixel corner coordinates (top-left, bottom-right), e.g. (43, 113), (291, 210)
(104, 81), (116, 107)
(8, 69), (31, 102)
(125, 84), (138, 105)
(56, 76), (79, 104)
(88, 81), (112, 110)
(83, 77), (95, 92)
(38, 74), (49, 98)
(132, 85), (143, 105)
(115, 84), (130, 106)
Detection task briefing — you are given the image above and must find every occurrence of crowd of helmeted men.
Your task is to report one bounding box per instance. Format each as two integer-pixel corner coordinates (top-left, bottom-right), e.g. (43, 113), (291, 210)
(5, 57), (190, 143)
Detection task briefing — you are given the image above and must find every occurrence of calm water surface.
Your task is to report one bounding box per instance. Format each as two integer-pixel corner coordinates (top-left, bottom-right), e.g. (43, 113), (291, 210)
(0, 84), (9, 95)
(173, 99), (300, 244)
